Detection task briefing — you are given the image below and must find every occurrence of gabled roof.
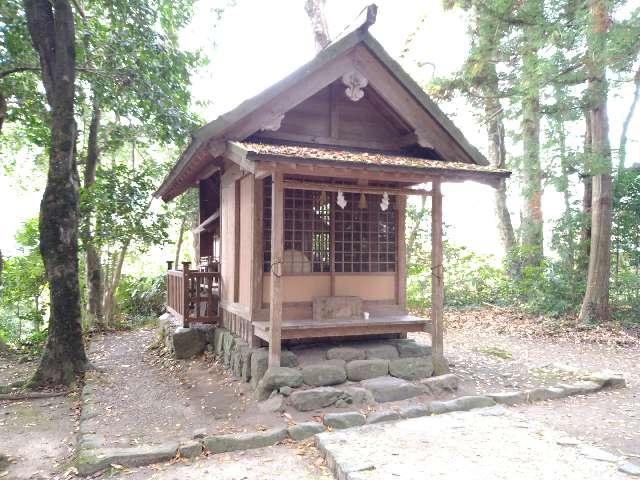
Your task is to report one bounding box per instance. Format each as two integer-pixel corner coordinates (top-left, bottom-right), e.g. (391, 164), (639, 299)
(156, 19), (492, 201)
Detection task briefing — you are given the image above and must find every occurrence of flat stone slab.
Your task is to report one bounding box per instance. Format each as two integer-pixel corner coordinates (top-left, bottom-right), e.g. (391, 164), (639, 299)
(388, 357), (434, 380)
(420, 373), (460, 394)
(172, 328), (206, 359)
(361, 376), (424, 403)
(346, 359), (389, 381)
(76, 442), (179, 475)
(290, 387), (343, 411)
(204, 427), (287, 454)
(327, 347), (366, 362)
(288, 422), (326, 441)
(430, 395), (496, 414)
(302, 363), (347, 386)
(323, 412), (366, 429)
(316, 409), (631, 480)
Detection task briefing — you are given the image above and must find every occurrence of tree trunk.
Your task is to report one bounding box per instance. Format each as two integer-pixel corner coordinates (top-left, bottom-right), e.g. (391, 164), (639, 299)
(24, 0), (88, 386)
(520, 29), (544, 266)
(103, 240), (129, 326)
(579, 0), (612, 324)
(83, 97), (104, 329)
(406, 195), (428, 264)
(174, 213), (187, 266)
(618, 66), (640, 174)
(304, 0), (331, 51)
(191, 215), (200, 263)
(485, 85), (516, 257)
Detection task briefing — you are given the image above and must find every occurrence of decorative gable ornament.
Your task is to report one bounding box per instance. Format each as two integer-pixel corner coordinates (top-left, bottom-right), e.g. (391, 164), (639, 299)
(260, 113), (285, 131)
(336, 190), (347, 209)
(380, 192), (389, 211)
(341, 71), (368, 102)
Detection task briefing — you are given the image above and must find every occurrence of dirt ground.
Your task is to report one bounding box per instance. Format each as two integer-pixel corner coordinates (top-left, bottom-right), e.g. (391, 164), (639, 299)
(1, 307), (638, 478)
(432, 308), (640, 462)
(0, 356), (78, 480)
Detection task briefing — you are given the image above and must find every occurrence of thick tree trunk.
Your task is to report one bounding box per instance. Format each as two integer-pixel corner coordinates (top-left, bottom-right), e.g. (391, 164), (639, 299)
(618, 66), (640, 173)
(304, 0), (331, 51)
(579, 0), (612, 324)
(24, 0), (88, 386)
(581, 112), (593, 268)
(83, 97), (104, 328)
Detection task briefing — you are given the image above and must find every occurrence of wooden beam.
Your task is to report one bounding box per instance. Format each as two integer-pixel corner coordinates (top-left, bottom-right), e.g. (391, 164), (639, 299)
(430, 178), (446, 374)
(192, 210), (220, 234)
(233, 180), (241, 303)
(251, 177), (264, 318)
(282, 179), (431, 196)
(255, 161), (433, 185)
(396, 196), (407, 311)
(225, 141), (257, 173)
(269, 171), (284, 367)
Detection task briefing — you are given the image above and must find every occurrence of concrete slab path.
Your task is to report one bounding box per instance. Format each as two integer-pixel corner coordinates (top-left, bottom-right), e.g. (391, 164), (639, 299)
(316, 406), (636, 480)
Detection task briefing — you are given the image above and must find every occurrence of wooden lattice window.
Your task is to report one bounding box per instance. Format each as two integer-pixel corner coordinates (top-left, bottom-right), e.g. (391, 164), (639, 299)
(263, 180), (396, 274)
(334, 193), (396, 273)
(264, 180), (331, 273)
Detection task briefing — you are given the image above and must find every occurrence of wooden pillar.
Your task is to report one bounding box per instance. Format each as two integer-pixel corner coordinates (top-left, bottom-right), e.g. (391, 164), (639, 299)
(430, 178), (446, 373)
(269, 171), (284, 367)
(396, 195), (406, 311)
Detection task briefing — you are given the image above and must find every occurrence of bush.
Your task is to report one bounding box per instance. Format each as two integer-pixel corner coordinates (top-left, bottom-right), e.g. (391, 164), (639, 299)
(115, 274), (166, 327)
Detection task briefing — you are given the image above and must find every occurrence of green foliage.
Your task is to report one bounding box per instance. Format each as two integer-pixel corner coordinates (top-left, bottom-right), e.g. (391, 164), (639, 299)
(0, 219), (47, 344)
(80, 161), (170, 251)
(115, 274), (166, 326)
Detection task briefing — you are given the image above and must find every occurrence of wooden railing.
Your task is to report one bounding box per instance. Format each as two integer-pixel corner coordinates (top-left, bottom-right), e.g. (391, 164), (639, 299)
(166, 261), (220, 327)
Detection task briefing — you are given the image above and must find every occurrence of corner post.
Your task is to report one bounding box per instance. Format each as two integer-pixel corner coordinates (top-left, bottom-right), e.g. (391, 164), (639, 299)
(431, 178), (446, 373)
(269, 171), (284, 367)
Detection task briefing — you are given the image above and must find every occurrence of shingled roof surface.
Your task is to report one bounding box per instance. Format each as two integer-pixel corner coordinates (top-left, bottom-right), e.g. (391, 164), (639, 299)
(238, 141), (510, 178)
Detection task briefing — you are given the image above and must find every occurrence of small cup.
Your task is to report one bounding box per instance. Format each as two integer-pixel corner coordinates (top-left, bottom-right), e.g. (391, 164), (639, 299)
(363, 312), (370, 320)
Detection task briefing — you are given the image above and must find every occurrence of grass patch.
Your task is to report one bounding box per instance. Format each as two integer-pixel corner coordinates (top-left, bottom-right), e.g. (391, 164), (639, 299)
(477, 346), (513, 360)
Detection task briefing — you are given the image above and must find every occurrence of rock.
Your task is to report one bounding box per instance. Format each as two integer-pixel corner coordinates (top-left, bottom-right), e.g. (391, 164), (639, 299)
(325, 358), (347, 368)
(279, 386), (294, 396)
(290, 387), (343, 411)
(240, 348), (253, 383)
(346, 359), (389, 381)
(333, 399), (350, 408)
(222, 331), (235, 366)
(365, 344), (399, 360)
(579, 445), (619, 463)
(323, 412), (366, 429)
(250, 349), (299, 388)
(288, 422), (325, 441)
(394, 340), (432, 358)
(203, 428), (288, 454)
(230, 341), (250, 378)
(525, 386), (566, 402)
(582, 370), (626, 389)
(326, 346), (366, 362)
(213, 328), (228, 355)
(257, 367), (303, 400)
(339, 386), (375, 405)
(75, 443), (179, 476)
(430, 395), (496, 414)
(557, 381), (602, 396)
(488, 391), (528, 405)
(361, 376), (425, 403)
(302, 363), (347, 386)
(192, 428), (207, 439)
(420, 373), (460, 395)
(179, 441), (203, 459)
(367, 410), (401, 424)
(172, 328), (206, 359)
(205, 328), (216, 346)
(389, 357), (434, 380)
(258, 394), (285, 413)
(398, 404), (431, 418)
(619, 461), (640, 476)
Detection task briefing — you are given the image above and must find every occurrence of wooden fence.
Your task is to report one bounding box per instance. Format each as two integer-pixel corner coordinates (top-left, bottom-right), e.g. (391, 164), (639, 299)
(166, 266), (219, 327)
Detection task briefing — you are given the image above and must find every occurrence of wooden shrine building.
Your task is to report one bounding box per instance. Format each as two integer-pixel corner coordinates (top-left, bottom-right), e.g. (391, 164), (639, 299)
(156, 11), (510, 368)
